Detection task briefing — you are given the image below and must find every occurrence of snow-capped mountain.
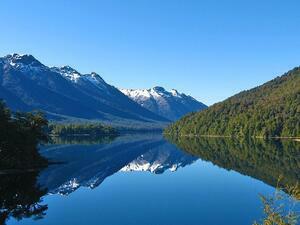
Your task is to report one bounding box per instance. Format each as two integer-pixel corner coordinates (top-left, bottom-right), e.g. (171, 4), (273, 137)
(51, 66), (107, 88)
(120, 86), (207, 120)
(51, 65), (82, 82)
(0, 54), (168, 126)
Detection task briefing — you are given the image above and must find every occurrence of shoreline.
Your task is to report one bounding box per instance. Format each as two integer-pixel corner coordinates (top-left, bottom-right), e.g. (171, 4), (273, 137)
(164, 133), (300, 141)
(0, 161), (64, 175)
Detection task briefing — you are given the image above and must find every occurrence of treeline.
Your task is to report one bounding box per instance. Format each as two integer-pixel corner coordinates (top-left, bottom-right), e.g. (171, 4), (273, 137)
(0, 101), (48, 169)
(165, 67), (300, 138)
(48, 123), (119, 137)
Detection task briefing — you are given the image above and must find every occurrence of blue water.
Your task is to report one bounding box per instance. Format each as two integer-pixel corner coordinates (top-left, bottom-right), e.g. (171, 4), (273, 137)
(4, 134), (298, 225)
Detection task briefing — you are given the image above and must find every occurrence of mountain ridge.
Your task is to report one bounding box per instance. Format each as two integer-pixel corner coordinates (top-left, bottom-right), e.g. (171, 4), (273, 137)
(120, 86), (207, 121)
(0, 53), (170, 128)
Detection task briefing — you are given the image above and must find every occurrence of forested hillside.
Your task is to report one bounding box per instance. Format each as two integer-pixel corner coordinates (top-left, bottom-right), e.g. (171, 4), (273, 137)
(165, 67), (300, 138)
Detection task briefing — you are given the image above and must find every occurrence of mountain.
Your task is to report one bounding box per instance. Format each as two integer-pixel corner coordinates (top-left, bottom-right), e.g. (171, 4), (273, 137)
(0, 54), (169, 128)
(120, 87), (207, 121)
(165, 67), (300, 137)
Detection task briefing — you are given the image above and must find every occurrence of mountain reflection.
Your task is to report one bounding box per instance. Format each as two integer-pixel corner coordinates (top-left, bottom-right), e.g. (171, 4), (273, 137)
(38, 133), (197, 195)
(0, 172), (48, 225)
(2, 135), (299, 224)
(167, 136), (300, 188)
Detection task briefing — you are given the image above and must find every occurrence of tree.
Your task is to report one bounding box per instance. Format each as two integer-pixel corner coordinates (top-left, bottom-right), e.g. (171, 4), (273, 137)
(0, 100), (48, 169)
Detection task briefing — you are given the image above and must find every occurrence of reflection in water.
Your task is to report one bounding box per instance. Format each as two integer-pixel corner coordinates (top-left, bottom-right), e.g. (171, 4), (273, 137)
(121, 141), (197, 174)
(1, 134), (299, 224)
(0, 172), (48, 225)
(38, 134), (196, 195)
(48, 135), (117, 145)
(167, 136), (300, 188)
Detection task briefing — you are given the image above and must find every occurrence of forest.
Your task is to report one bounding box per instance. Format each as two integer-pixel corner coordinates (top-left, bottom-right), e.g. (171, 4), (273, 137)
(47, 123), (119, 137)
(165, 68), (300, 138)
(0, 101), (48, 169)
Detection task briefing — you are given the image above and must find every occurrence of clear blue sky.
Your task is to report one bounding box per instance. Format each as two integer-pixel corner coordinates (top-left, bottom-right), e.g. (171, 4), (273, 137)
(1, 0), (300, 105)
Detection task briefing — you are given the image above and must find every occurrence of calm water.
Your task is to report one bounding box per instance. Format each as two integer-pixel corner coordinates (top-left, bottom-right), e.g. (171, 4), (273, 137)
(2, 133), (299, 225)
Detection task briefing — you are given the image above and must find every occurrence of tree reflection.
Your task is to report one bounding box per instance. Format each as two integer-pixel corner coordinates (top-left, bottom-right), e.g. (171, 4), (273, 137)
(167, 137), (300, 188)
(48, 135), (117, 145)
(0, 171), (48, 225)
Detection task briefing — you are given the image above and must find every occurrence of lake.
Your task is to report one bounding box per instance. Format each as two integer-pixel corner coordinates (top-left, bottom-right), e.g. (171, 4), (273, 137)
(2, 133), (299, 225)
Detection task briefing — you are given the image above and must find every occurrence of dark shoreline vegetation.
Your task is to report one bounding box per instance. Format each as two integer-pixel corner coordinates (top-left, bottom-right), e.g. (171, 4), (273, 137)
(47, 123), (119, 137)
(0, 101), (48, 170)
(164, 68), (300, 138)
(0, 171), (48, 224)
(165, 134), (300, 140)
(0, 100), (119, 170)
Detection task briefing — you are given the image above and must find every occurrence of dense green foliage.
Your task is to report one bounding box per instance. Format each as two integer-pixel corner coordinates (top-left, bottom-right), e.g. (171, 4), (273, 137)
(48, 123), (119, 137)
(167, 136), (300, 188)
(165, 68), (300, 137)
(0, 101), (48, 169)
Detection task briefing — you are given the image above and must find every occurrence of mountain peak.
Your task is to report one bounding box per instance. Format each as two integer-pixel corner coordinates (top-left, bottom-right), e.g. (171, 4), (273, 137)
(152, 86), (166, 92)
(0, 53), (168, 124)
(51, 65), (81, 82)
(170, 89), (180, 96)
(82, 72), (107, 86)
(120, 87), (207, 120)
(6, 53), (43, 67)
(90, 72), (104, 80)
(9, 53), (33, 60)
(90, 72), (99, 76)
(59, 65), (80, 74)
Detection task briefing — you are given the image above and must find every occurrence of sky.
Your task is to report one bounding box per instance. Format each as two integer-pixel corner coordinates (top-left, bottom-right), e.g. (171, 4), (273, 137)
(1, 0), (300, 105)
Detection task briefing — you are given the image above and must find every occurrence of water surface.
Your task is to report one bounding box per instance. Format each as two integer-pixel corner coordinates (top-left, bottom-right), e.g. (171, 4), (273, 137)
(3, 134), (299, 225)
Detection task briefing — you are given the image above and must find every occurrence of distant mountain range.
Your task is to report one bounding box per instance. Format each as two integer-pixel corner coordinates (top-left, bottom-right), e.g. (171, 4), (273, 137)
(165, 67), (300, 137)
(120, 87), (207, 121)
(0, 53), (205, 128)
